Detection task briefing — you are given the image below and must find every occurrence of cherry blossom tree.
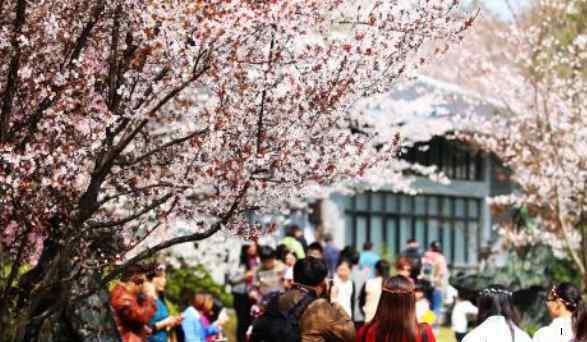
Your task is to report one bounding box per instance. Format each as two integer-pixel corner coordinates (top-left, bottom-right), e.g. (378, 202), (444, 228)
(436, 1), (587, 289)
(0, 0), (472, 339)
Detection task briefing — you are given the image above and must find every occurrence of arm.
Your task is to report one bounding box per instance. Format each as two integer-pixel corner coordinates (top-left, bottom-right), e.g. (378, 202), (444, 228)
(301, 301), (355, 342)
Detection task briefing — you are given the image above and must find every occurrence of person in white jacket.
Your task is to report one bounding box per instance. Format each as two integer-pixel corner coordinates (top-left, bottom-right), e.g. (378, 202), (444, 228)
(533, 283), (582, 342)
(462, 285), (532, 342)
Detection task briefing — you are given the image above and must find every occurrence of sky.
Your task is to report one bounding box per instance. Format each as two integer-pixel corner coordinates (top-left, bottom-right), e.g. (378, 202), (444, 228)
(473, 0), (532, 20)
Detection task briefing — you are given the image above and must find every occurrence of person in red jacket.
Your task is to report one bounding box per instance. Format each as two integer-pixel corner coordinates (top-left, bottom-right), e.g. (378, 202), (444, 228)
(111, 264), (157, 342)
(357, 275), (435, 342)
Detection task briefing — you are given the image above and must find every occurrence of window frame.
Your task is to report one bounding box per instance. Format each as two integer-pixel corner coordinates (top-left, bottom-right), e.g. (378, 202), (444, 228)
(344, 192), (482, 266)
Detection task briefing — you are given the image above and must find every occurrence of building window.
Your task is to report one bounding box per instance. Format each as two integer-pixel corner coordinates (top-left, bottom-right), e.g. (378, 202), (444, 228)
(344, 192), (482, 266)
(401, 137), (484, 181)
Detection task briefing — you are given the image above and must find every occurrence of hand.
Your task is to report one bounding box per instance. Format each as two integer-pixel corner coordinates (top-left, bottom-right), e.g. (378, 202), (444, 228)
(173, 315), (184, 326)
(330, 285), (339, 302)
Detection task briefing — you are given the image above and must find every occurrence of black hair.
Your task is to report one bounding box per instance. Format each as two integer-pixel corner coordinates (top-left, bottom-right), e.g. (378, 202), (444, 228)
(145, 263), (164, 281)
(574, 302), (587, 342)
(363, 241), (373, 251)
(407, 239), (417, 244)
(275, 244), (291, 263)
(430, 241), (441, 253)
(477, 284), (519, 342)
(239, 245), (249, 267)
(258, 245), (275, 261)
(551, 282), (582, 313)
(336, 257), (352, 269)
(121, 263), (148, 282)
(323, 233), (334, 242)
(340, 246), (360, 265)
(293, 257), (328, 287)
(286, 224), (301, 237)
(308, 242), (323, 254)
(375, 259), (390, 278)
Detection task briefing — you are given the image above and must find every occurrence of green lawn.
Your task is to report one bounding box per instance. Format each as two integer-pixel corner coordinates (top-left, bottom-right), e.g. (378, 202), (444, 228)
(438, 327), (457, 342)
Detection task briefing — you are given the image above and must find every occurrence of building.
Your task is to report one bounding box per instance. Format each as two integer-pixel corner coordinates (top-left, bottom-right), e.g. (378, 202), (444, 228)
(319, 77), (511, 270)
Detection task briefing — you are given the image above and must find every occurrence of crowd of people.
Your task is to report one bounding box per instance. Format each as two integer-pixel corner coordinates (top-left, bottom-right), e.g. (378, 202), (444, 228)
(110, 262), (228, 342)
(108, 225), (587, 342)
(228, 225), (587, 342)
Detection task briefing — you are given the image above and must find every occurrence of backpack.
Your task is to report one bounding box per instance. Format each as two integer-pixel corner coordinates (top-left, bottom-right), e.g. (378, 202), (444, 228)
(249, 292), (316, 342)
(419, 259), (438, 285)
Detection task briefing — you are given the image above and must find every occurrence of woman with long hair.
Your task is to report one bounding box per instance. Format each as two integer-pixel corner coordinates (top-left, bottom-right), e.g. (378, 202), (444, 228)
(462, 285), (531, 342)
(357, 275), (435, 342)
(144, 264), (183, 342)
(229, 243), (259, 342)
(533, 282), (582, 342)
(574, 302), (587, 342)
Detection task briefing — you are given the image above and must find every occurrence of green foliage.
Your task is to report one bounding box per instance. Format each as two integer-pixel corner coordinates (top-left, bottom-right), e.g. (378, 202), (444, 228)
(164, 262), (233, 312)
(480, 243), (581, 331)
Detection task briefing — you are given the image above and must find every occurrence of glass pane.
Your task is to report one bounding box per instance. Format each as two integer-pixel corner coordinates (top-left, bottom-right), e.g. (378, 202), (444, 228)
(371, 216), (384, 254)
(357, 216), (368, 250)
(356, 193), (368, 211)
(415, 218), (426, 247)
(415, 196), (426, 215)
(468, 222), (479, 265)
(386, 194), (399, 212)
(442, 198), (452, 217)
(442, 223), (452, 264)
(386, 219), (398, 257)
(443, 147), (454, 179)
(342, 196), (353, 210)
(455, 150), (467, 179)
(454, 221), (466, 265)
(401, 195), (413, 213)
(400, 218), (412, 252)
(429, 197), (439, 216)
(468, 199), (479, 218)
(372, 193), (385, 212)
(345, 214), (353, 247)
(455, 199), (466, 217)
(428, 219), (440, 245)
(468, 154), (478, 181)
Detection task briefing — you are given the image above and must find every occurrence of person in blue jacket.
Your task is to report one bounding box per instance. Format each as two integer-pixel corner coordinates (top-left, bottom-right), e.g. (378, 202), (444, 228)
(182, 293), (226, 342)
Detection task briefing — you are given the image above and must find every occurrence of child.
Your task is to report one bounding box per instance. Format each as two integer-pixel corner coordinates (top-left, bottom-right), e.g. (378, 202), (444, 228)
(331, 258), (355, 318)
(415, 280), (436, 325)
(451, 290), (478, 342)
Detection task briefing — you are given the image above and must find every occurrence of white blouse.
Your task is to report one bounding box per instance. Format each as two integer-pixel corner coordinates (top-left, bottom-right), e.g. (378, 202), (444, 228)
(533, 316), (574, 342)
(463, 316), (532, 342)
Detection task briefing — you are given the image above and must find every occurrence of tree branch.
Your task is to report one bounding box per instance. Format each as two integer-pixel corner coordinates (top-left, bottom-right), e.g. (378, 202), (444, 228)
(96, 183), (180, 206)
(115, 128), (208, 167)
(107, 3), (122, 111)
(0, 0), (27, 142)
(101, 181), (250, 284)
(256, 32), (275, 152)
(88, 193), (173, 229)
(67, 0), (106, 65)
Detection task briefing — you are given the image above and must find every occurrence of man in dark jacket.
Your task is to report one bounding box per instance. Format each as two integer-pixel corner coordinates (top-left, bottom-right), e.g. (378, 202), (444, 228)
(251, 257), (355, 342)
(401, 239), (422, 281)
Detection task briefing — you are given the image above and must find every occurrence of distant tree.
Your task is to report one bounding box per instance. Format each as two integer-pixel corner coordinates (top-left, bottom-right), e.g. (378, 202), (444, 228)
(437, 0), (587, 290)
